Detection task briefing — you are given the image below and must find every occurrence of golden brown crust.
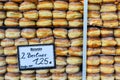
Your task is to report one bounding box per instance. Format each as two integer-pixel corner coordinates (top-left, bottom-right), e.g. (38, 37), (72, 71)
(50, 66), (65, 73)
(0, 20), (3, 27)
(56, 57), (67, 66)
(114, 29), (120, 38)
(36, 28), (52, 38)
(53, 19), (68, 27)
(37, 19), (52, 27)
(115, 63), (120, 73)
(39, 10), (52, 19)
(7, 11), (22, 19)
(87, 27), (100, 37)
(21, 28), (36, 39)
(53, 28), (67, 38)
(103, 20), (118, 28)
(88, 4), (100, 11)
(101, 47), (115, 55)
(36, 73), (52, 80)
(67, 57), (82, 65)
(69, 19), (83, 27)
(100, 56), (114, 65)
(28, 38), (40, 45)
(88, 18), (102, 26)
(19, 1), (36, 11)
(52, 73), (67, 80)
(15, 38), (28, 46)
(87, 73), (100, 80)
(53, 10), (66, 19)
(0, 29), (4, 39)
(66, 65), (80, 74)
(115, 56), (120, 63)
(0, 66), (6, 74)
(88, 11), (100, 18)
(55, 39), (70, 47)
(40, 36), (54, 44)
(6, 56), (18, 65)
(69, 2), (83, 11)
(101, 28), (113, 37)
(54, 1), (68, 10)
(36, 69), (49, 74)
(0, 2), (3, 10)
(68, 72), (82, 80)
(55, 47), (68, 56)
(87, 66), (99, 74)
(1, 38), (14, 47)
(87, 48), (101, 56)
(20, 74), (35, 80)
(88, 0), (102, 3)
(5, 73), (20, 80)
(7, 64), (19, 73)
(0, 11), (6, 19)
(69, 47), (82, 56)
(0, 57), (6, 66)
(70, 38), (83, 47)
(101, 12), (117, 20)
(4, 46), (17, 56)
(87, 56), (100, 66)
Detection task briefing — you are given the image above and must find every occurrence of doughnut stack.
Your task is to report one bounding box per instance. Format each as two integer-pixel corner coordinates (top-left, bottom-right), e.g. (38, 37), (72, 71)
(0, 0), (83, 80)
(0, 0), (83, 28)
(88, 0), (120, 28)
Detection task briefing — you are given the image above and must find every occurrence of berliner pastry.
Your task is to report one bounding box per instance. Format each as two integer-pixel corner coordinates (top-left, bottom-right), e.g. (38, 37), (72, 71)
(100, 4), (117, 12)
(0, 66), (6, 74)
(87, 66), (99, 74)
(70, 38), (83, 47)
(40, 37), (54, 44)
(69, 47), (82, 56)
(55, 47), (68, 56)
(37, 1), (53, 10)
(37, 19), (52, 27)
(66, 65), (80, 74)
(87, 56), (100, 66)
(115, 73), (120, 80)
(6, 56), (18, 65)
(67, 57), (82, 65)
(102, 37), (117, 47)
(19, 18), (35, 27)
(4, 18), (19, 27)
(21, 74), (35, 80)
(5, 29), (20, 39)
(115, 56), (120, 63)
(28, 38), (40, 45)
(88, 4), (100, 11)
(118, 11), (120, 20)
(52, 73), (67, 80)
(36, 69), (49, 74)
(50, 66), (65, 73)
(87, 38), (101, 48)
(0, 11), (6, 19)
(87, 48), (101, 56)
(5, 73), (20, 80)
(19, 1), (36, 11)
(69, 19), (83, 27)
(103, 20), (118, 28)
(101, 74), (114, 80)
(69, 2), (83, 11)
(7, 65), (19, 73)
(1, 38), (14, 47)
(0, 20), (3, 26)
(88, 0), (102, 3)
(36, 28), (52, 38)
(117, 3), (120, 11)
(53, 28), (67, 38)
(0, 57), (6, 66)
(0, 2), (3, 10)
(39, 10), (52, 19)
(54, 1), (68, 10)
(114, 63), (120, 73)
(68, 29), (83, 39)
(24, 10), (38, 20)
(4, 2), (19, 11)
(101, 12), (118, 20)
(100, 56), (114, 65)
(101, 28), (113, 37)
(21, 70), (35, 74)
(56, 57), (67, 66)
(100, 64), (114, 74)
(0, 29), (5, 39)
(0, 75), (4, 80)
(36, 73), (52, 80)
(87, 73), (100, 80)
(88, 18), (102, 26)
(101, 47), (115, 55)
(7, 11), (22, 19)
(68, 72), (82, 80)
(116, 38), (120, 46)
(103, 0), (116, 3)
(87, 27), (100, 37)
(55, 39), (70, 47)
(0, 47), (3, 56)
(15, 38), (28, 46)
(53, 19), (68, 27)
(4, 46), (17, 56)
(88, 11), (100, 18)
(114, 28), (120, 37)
(21, 28), (36, 39)
(53, 10), (66, 19)
(67, 11), (82, 20)
(69, 0), (79, 2)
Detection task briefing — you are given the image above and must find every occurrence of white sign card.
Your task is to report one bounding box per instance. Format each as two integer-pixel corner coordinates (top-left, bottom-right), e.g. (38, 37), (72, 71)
(17, 44), (56, 70)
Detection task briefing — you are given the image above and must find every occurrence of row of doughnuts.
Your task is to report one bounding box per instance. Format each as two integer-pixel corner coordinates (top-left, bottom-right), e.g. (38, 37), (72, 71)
(88, 27), (120, 38)
(0, 18), (83, 27)
(0, 72), (82, 80)
(0, 1), (83, 11)
(0, 56), (82, 66)
(88, 0), (120, 3)
(87, 73), (120, 80)
(0, 10), (82, 20)
(0, 28), (83, 39)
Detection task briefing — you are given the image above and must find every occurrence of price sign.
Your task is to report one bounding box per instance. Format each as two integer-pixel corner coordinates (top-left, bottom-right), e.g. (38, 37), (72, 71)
(17, 44), (56, 70)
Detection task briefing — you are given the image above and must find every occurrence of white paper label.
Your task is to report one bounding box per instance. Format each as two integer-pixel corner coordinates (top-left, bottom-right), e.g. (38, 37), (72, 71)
(17, 44), (55, 70)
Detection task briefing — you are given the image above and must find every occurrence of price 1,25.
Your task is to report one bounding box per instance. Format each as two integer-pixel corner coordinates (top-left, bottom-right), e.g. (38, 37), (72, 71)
(32, 58), (52, 65)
